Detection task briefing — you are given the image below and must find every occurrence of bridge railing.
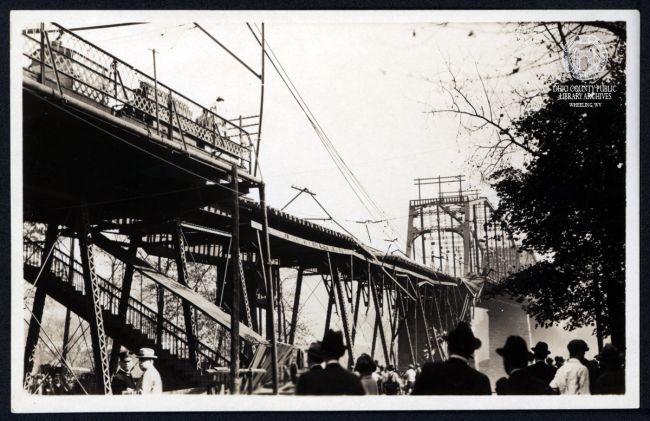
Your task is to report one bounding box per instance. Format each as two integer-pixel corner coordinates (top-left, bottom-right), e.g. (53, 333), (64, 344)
(23, 238), (228, 367)
(21, 23), (257, 175)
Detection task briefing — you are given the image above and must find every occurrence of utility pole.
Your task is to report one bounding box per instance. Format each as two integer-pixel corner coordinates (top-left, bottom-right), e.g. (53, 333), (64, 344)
(150, 48), (160, 134)
(230, 164), (241, 394)
(259, 182), (279, 394)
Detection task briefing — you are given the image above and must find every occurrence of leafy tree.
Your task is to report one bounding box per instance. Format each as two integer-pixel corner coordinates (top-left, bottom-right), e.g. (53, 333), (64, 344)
(429, 22), (627, 352)
(490, 60), (626, 351)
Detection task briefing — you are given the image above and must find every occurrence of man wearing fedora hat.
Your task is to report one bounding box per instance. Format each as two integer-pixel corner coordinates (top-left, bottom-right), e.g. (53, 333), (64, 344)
(296, 330), (364, 395)
(549, 339), (590, 395)
(526, 341), (557, 384)
(136, 348), (163, 394)
(495, 336), (552, 395)
(413, 322), (491, 395)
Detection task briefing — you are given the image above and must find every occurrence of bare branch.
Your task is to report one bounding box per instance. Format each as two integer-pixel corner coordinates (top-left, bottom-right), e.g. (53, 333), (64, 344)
(431, 109), (538, 156)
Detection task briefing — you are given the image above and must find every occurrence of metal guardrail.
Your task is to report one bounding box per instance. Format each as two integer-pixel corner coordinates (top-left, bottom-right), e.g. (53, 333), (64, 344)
(24, 239), (227, 367)
(22, 23), (258, 174)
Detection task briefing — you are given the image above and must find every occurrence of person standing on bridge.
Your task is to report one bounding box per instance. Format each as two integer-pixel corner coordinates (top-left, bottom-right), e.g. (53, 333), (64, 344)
(136, 348), (163, 394)
(412, 322), (491, 395)
(296, 330), (364, 395)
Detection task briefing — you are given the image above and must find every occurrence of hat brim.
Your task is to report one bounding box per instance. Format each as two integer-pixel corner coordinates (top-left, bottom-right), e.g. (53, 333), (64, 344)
(531, 348), (551, 356)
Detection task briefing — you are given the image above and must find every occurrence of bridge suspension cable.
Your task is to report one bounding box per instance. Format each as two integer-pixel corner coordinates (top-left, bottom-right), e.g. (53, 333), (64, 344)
(246, 24), (407, 251)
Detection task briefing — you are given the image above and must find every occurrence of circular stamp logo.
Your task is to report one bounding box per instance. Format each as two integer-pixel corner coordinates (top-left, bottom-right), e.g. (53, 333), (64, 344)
(562, 35), (609, 81)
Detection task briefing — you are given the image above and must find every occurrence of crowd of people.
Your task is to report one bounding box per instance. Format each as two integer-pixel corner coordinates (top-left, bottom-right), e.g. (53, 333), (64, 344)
(295, 323), (625, 396)
(29, 346), (163, 395)
(26, 365), (85, 395)
(29, 324), (624, 396)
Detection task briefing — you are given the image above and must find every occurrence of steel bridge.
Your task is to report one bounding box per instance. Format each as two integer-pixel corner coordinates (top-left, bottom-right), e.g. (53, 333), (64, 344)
(401, 175), (530, 367)
(20, 23), (524, 395)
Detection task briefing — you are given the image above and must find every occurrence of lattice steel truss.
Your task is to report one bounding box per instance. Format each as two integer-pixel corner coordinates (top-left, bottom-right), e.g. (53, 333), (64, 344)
(173, 223), (200, 370)
(79, 210), (112, 395)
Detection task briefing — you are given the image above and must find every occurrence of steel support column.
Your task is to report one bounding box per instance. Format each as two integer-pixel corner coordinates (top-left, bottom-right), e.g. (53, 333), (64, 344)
(230, 165), (241, 394)
(369, 264), (390, 366)
(288, 267), (303, 345)
(79, 212), (112, 394)
(323, 275), (335, 335)
(350, 278), (363, 344)
(398, 293), (416, 365)
(156, 286), (165, 345)
(329, 253), (354, 367)
(172, 224), (198, 370)
(61, 237), (76, 363)
(61, 308), (71, 363)
(258, 182), (279, 394)
(415, 284), (434, 363)
(370, 316), (379, 358)
(109, 237), (139, 370)
(389, 290), (400, 362)
(272, 266), (284, 341)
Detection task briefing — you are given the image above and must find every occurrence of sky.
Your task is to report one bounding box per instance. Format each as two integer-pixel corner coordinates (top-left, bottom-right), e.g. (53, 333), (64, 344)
(18, 13), (563, 258)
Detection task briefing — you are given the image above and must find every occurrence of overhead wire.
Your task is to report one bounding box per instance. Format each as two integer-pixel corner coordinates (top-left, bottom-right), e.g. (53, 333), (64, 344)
(247, 23), (407, 251)
(262, 28), (398, 241)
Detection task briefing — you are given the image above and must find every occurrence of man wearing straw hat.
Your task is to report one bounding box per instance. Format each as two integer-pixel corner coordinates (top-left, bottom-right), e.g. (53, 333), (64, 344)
(136, 348), (162, 394)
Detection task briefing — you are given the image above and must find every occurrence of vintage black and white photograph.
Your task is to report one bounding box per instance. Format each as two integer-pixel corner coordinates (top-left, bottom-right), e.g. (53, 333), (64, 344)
(10, 10), (640, 411)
